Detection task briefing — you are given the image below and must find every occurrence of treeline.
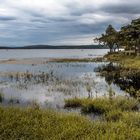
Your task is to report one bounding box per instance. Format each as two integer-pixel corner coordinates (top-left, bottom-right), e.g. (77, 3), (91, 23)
(0, 45), (108, 49)
(95, 17), (140, 54)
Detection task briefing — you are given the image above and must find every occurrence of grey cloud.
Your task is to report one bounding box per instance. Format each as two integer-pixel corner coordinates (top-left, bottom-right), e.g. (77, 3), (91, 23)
(101, 3), (140, 14)
(0, 0), (140, 46)
(30, 19), (49, 24)
(0, 16), (17, 21)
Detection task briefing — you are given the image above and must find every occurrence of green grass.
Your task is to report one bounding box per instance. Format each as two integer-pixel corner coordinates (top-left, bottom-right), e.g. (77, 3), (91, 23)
(0, 105), (140, 140)
(104, 52), (140, 69)
(65, 97), (139, 114)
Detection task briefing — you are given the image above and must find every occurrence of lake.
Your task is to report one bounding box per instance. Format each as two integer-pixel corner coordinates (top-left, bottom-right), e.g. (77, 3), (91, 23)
(0, 49), (109, 60)
(0, 49), (126, 111)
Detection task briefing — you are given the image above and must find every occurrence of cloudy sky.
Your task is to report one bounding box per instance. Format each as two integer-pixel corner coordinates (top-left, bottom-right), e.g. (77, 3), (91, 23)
(0, 0), (140, 46)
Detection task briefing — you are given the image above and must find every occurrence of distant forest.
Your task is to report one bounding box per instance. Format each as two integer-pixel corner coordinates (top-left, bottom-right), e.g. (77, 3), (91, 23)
(0, 45), (108, 49)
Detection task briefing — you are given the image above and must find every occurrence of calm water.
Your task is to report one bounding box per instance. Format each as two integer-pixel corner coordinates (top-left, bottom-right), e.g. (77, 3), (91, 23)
(0, 49), (109, 60)
(0, 49), (126, 111)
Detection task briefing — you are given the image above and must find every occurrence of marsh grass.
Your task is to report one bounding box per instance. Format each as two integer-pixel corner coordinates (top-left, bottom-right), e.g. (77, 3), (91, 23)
(4, 70), (92, 97)
(104, 109), (123, 122)
(65, 97), (139, 114)
(64, 98), (85, 108)
(50, 57), (104, 63)
(0, 106), (140, 140)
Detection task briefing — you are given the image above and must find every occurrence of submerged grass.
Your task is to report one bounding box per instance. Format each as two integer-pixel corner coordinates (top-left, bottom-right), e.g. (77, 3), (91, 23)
(0, 106), (140, 140)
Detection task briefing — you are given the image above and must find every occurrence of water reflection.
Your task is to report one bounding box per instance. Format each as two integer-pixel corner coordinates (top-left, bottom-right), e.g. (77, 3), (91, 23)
(96, 62), (140, 97)
(0, 62), (126, 110)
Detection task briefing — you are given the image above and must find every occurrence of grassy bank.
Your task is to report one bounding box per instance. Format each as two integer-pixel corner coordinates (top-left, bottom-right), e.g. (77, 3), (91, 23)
(0, 104), (140, 140)
(98, 52), (140, 97)
(104, 52), (140, 69)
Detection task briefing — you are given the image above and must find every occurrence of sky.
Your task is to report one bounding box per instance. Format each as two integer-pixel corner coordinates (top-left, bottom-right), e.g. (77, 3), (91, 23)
(0, 0), (140, 46)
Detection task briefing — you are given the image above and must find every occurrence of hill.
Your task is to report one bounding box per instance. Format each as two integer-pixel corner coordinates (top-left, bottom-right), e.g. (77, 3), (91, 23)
(0, 45), (108, 49)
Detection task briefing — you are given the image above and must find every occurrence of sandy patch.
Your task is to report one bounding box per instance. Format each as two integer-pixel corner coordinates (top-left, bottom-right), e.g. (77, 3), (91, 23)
(0, 58), (52, 65)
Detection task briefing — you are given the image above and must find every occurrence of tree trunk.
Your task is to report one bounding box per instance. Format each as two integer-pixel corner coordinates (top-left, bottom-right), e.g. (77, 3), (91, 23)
(109, 44), (113, 53)
(134, 46), (137, 55)
(116, 43), (120, 52)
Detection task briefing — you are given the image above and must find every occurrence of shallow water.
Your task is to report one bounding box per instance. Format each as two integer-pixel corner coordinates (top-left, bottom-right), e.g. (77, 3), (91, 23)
(0, 49), (127, 112)
(0, 61), (126, 110)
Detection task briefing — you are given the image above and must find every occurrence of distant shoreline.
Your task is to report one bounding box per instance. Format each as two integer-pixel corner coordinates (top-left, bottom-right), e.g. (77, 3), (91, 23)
(0, 45), (108, 49)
